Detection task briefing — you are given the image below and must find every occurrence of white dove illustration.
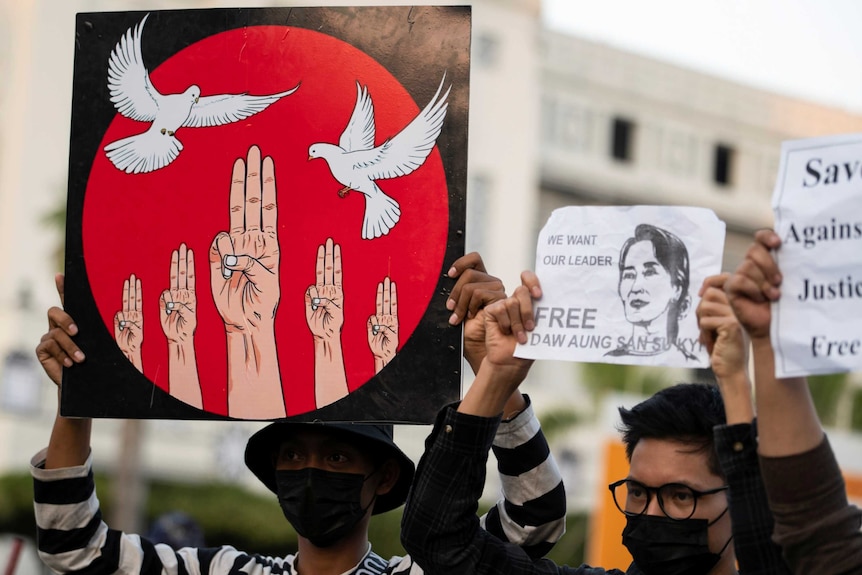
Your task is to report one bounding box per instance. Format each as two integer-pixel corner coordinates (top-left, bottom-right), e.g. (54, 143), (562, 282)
(104, 14), (299, 174)
(308, 75), (450, 240)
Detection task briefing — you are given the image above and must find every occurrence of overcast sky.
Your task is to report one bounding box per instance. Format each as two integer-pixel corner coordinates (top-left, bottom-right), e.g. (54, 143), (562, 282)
(542, 0), (862, 114)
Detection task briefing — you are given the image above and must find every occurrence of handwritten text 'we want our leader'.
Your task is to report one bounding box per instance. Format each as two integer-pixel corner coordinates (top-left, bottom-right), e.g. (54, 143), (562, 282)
(544, 234), (613, 267)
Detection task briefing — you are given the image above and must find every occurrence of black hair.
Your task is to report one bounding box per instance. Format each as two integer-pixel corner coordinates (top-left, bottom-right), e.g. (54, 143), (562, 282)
(618, 383), (726, 478)
(618, 224), (691, 343)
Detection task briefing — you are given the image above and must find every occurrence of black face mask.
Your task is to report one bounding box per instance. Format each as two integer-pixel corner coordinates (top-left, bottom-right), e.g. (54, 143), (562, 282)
(275, 468), (376, 548)
(622, 510), (731, 575)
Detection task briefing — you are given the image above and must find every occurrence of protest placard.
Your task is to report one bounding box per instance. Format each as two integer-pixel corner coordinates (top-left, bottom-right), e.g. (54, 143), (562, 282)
(771, 133), (862, 377)
(62, 7), (469, 422)
(515, 206), (725, 367)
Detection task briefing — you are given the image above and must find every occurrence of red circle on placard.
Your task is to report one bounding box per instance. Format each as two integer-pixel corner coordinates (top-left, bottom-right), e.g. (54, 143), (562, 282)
(82, 26), (449, 417)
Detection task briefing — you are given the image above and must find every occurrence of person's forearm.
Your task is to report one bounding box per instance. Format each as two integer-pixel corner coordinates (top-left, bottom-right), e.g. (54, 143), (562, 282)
(45, 390), (92, 469)
(401, 406), (497, 574)
(502, 390), (527, 420)
(227, 324), (285, 418)
(169, 341), (202, 409)
(751, 337), (823, 457)
(458, 358), (531, 418)
(464, 346), (484, 376)
(715, 371), (754, 425)
(314, 337), (348, 407)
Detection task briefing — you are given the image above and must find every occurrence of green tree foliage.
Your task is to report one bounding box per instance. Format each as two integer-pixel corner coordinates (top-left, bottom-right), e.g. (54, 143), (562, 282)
(807, 373), (848, 428)
(577, 362), (669, 413)
(142, 479), (295, 556)
(540, 409), (582, 442)
(0, 473), (37, 539)
(853, 389), (862, 431)
(544, 512), (589, 567)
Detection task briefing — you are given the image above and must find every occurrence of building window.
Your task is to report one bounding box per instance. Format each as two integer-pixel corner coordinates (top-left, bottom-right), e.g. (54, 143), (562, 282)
(610, 117), (635, 163)
(713, 144), (735, 187)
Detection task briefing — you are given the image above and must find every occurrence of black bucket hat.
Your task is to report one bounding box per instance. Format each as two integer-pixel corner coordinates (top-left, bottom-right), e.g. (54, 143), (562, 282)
(244, 421), (415, 515)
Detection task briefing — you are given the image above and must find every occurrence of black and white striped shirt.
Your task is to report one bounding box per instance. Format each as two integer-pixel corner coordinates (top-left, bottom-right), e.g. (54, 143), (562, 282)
(32, 400), (564, 575)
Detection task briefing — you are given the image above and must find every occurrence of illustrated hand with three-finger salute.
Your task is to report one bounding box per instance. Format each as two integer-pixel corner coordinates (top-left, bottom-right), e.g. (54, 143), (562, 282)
(113, 273), (144, 371)
(159, 243), (197, 344)
(367, 276), (398, 372)
(305, 237), (345, 342)
(210, 145), (281, 333)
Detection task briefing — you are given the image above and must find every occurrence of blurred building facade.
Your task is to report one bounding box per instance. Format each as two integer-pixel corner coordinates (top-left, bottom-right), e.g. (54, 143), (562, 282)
(1, 0), (861, 525)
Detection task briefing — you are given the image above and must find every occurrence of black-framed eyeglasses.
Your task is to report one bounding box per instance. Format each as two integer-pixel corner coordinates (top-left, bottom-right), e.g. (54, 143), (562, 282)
(608, 478), (728, 521)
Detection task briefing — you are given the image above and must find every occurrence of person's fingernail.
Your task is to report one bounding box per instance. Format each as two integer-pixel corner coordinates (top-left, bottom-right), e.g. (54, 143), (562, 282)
(223, 270), (232, 279)
(74, 351), (85, 361)
(446, 298), (455, 311)
(68, 324), (79, 335)
(449, 312), (459, 325)
(167, 302), (175, 309)
(531, 286), (542, 298)
(224, 255), (237, 267)
(64, 358), (73, 367)
(518, 332), (527, 344)
(447, 266), (457, 277)
(525, 320), (535, 331)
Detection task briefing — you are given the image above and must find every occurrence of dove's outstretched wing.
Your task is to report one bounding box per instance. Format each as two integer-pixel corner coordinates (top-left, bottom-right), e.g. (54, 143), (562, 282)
(182, 84), (300, 128)
(107, 14), (161, 122)
(339, 83), (376, 153)
(359, 74), (450, 181)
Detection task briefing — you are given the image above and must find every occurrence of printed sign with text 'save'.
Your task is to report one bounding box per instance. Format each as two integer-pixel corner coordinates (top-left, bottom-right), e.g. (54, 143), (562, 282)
(772, 133), (862, 377)
(515, 206), (725, 368)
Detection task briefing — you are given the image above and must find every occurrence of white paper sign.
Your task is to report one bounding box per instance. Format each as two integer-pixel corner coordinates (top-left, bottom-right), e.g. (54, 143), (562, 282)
(771, 133), (862, 377)
(515, 206), (726, 367)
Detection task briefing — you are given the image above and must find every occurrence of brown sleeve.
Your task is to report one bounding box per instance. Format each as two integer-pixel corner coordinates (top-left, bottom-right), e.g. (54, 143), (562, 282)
(759, 436), (862, 575)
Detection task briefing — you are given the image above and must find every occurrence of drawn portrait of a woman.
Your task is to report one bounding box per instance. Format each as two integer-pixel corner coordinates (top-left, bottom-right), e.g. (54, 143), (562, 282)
(606, 223), (696, 361)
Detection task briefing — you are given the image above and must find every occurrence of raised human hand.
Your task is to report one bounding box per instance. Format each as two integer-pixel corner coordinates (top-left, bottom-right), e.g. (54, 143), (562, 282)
(367, 276), (398, 371)
(483, 271), (541, 373)
(40, 274), (91, 470)
(36, 274), (85, 386)
(305, 238), (344, 341)
(725, 229), (782, 341)
(697, 272), (753, 423)
(209, 145), (280, 333)
(113, 273), (143, 370)
(698, 274), (748, 374)
(160, 243), (197, 344)
(457, 278), (537, 418)
(445, 252), (505, 374)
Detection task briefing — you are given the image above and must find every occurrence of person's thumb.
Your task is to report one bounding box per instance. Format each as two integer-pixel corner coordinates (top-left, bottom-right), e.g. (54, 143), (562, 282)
(223, 254), (270, 279)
